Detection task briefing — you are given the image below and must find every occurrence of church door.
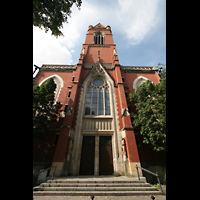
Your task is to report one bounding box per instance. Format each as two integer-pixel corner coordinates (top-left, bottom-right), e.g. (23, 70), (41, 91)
(79, 136), (95, 175)
(99, 136), (114, 175)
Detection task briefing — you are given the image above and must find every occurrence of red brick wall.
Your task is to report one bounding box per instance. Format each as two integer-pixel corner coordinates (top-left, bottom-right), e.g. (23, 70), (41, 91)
(84, 47), (113, 63)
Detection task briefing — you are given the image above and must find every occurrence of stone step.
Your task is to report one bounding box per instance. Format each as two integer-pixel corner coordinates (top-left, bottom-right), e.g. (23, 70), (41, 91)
(47, 179), (144, 183)
(33, 176), (165, 196)
(38, 186), (159, 191)
(39, 183), (151, 188)
(33, 191), (164, 196)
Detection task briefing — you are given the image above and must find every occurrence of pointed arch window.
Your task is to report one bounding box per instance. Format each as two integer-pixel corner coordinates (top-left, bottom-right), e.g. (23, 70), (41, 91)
(94, 32), (105, 44)
(85, 78), (111, 115)
(133, 76), (150, 90)
(39, 74), (63, 103)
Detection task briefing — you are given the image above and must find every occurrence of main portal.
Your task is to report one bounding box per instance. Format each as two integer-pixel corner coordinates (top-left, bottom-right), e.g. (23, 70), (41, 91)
(79, 136), (95, 175)
(99, 136), (113, 175)
(79, 136), (113, 175)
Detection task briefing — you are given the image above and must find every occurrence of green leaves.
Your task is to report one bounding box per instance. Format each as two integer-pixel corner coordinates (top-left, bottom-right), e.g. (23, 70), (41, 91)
(33, 78), (62, 139)
(130, 76), (166, 151)
(33, 0), (82, 37)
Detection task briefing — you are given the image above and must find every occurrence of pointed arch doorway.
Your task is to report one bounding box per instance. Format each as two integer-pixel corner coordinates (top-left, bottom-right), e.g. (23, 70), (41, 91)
(79, 135), (114, 175)
(79, 136), (95, 175)
(99, 136), (114, 175)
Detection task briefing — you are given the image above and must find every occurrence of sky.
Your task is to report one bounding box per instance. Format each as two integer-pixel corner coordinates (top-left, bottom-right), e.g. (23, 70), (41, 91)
(33, 0), (166, 76)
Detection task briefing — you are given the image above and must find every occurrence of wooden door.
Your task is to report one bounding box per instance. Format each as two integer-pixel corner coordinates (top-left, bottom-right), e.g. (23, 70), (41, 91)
(99, 136), (114, 175)
(79, 136), (95, 175)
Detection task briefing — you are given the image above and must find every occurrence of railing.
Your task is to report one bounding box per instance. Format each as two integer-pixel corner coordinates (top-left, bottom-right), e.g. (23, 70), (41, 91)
(136, 164), (163, 192)
(33, 164), (57, 181)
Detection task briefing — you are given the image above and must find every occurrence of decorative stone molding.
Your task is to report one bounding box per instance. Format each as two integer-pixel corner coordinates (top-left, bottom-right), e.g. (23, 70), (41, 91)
(41, 65), (77, 72)
(121, 66), (155, 73)
(121, 108), (130, 118)
(69, 61), (122, 175)
(82, 118), (113, 131)
(121, 126), (134, 131)
(133, 76), (150, 90)
(39, 74), (64, 103)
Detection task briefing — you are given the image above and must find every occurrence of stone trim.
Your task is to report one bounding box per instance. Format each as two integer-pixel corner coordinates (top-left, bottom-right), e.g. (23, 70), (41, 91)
(39, 74), (64, 103)
(121, 66), (155, 73)
(88, 44), (110, 47)
(69, 61), (122, 175)
(121, 126), (134, 131)
(41, 65), (77, 72)
(133, 76), (151, 90)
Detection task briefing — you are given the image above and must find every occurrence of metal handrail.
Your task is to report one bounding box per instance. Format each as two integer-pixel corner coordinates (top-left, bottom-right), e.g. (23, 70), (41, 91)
(136, 164), (163, 192)
(33, 164), (57, 180)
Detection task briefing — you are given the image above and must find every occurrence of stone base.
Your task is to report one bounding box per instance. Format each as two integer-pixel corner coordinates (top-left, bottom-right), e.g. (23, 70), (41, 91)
(127, 161), (143, 177)
(111, 160), (143, 177)
(50, 160), (143, 177)
(49, 162), (64, 177)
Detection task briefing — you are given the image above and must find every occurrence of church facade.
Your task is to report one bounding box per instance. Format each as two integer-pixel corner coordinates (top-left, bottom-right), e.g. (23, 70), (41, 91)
(33, 23), (165, 177)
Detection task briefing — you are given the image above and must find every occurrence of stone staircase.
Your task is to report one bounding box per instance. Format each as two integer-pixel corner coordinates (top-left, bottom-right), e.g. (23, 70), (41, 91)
(33, 176), (165, 196)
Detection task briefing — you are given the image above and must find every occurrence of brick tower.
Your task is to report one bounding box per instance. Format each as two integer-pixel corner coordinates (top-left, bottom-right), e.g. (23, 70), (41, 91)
(33, 23), (161, 177)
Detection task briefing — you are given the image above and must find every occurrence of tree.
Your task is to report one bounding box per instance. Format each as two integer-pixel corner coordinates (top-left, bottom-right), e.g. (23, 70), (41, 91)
(33, 0), (82, 37)
(33, 78), (62, 139)
(156, 62), (166, 78)
(130, 71), (166, 151)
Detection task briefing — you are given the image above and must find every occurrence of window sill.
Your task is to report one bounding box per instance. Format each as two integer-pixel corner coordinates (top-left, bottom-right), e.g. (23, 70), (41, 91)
(83, 115), (113, 119)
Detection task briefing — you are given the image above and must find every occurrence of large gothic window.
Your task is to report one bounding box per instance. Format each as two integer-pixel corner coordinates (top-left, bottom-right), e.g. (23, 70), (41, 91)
(85, 78), (111, 115)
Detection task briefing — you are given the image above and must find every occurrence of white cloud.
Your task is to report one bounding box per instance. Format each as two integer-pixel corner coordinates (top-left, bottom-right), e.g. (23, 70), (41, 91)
(33, 0), (164, 69)
(65, 0), (163, 46)
(33, 26), (73, 67)
(57, 2), (103, 47)
(33, 1), (102, 68)
(115, 0), (162, 45)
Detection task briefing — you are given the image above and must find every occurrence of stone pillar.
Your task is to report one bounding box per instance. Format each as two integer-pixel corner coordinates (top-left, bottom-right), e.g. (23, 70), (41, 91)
(94, 135), (99, 175)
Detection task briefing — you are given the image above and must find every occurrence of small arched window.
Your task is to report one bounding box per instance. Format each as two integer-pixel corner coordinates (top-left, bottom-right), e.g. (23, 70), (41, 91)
(85, 78), (110, 115)
(133, 76), (150, 90)
(39, 75), (64, 103)
(94, 31), (105, 44)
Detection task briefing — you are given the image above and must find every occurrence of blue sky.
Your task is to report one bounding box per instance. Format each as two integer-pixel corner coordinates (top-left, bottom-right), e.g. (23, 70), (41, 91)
(33, 0), (166, 76)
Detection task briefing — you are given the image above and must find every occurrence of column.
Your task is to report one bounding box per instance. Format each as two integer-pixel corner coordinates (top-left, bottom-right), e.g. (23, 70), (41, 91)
(94, 135), (99, 175)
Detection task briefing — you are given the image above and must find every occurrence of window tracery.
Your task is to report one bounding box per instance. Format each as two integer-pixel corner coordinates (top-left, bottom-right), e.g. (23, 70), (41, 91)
(85, 78), (111, 116)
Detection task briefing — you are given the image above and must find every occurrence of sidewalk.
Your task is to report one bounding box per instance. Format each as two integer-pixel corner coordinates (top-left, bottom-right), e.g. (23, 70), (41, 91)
(33, 195), (166, 200)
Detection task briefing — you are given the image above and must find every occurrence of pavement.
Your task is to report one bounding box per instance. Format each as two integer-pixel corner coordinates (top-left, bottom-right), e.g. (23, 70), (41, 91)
(33, 195), (166, 200)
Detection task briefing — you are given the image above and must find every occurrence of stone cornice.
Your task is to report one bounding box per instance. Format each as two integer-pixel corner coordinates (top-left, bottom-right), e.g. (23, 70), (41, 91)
(121, 66), (155, 73)
(41, 65), (77, 72)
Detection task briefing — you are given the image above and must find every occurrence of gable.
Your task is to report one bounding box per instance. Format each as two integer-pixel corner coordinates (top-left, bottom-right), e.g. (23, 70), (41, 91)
(82, 61), (115, 86)
(91, 61), (106, 75)
(94, 23), (106, 28)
